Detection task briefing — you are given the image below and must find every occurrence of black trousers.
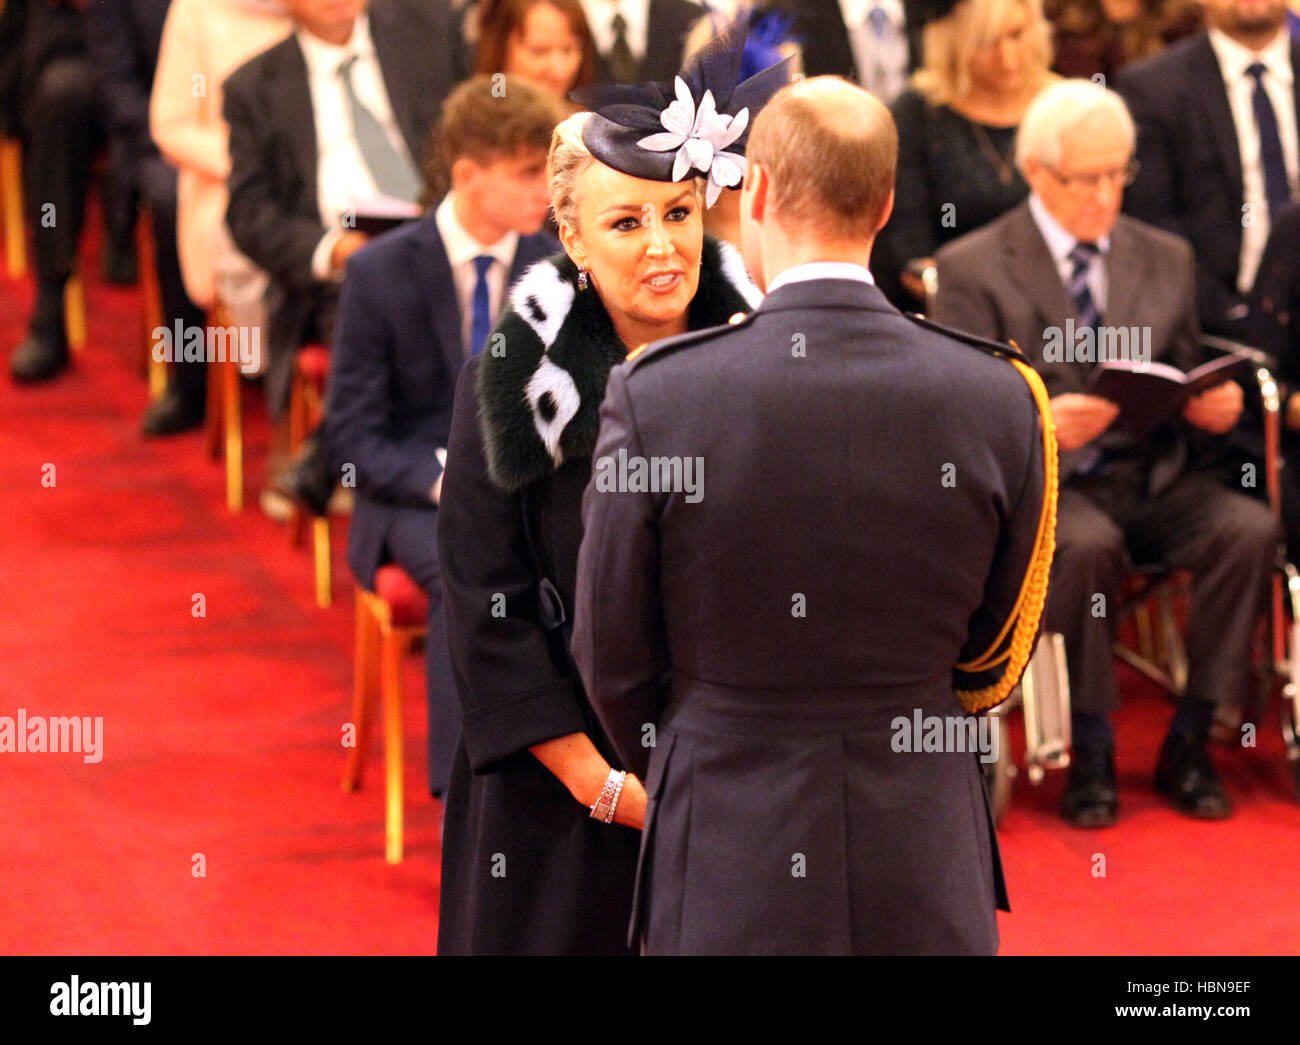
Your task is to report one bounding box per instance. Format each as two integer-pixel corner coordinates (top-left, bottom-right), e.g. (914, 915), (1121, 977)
(382, 504), (459, 799)
(1047, 466), (1281, 714)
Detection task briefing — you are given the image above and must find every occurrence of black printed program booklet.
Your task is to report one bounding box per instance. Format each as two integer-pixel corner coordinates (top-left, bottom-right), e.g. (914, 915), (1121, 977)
(1086, 353), (1249, 436)
(348, 194), (422, 238)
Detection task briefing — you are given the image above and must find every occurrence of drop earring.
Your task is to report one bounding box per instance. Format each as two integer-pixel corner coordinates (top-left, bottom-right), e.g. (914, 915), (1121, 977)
(577, 266), (588, 292)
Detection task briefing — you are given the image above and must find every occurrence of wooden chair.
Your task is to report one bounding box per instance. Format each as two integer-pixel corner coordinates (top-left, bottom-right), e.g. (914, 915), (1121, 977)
(0, 136), (23, 279)
(287, 343), (333, 607)
(342, 565), (429, 864)
(203, 301), (245, 512)
(136, 204), (166, 401)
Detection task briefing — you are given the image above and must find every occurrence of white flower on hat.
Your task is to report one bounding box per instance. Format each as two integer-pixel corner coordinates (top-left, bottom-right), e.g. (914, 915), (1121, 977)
(637, 76), (750, 207)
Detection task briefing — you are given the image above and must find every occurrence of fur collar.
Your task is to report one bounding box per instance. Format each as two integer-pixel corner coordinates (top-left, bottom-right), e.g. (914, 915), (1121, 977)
(477, 235), (760, 492)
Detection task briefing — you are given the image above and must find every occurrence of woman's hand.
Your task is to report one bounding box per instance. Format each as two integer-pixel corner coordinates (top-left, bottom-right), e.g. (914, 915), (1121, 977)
(529, 732), (646, 829)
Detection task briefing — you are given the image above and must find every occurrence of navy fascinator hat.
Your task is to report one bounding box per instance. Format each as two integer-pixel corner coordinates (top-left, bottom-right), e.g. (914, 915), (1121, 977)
(568, 16), (792, 207)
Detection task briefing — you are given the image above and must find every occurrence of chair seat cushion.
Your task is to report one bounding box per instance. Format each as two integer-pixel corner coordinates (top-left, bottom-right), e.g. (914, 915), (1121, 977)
(295, 344), (331, 384)
(373, 564), (429, 627)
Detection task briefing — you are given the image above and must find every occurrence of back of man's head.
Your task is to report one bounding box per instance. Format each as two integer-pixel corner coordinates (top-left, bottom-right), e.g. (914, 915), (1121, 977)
(746, 77), (898, 242)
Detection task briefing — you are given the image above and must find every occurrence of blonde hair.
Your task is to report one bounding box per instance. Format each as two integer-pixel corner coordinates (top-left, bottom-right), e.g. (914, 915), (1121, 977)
(913, 0), (1053, 106)
(547, 111), (595, 231)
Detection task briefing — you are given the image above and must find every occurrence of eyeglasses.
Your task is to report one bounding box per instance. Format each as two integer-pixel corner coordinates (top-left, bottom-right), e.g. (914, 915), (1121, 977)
(1045, 160), (1141, 194)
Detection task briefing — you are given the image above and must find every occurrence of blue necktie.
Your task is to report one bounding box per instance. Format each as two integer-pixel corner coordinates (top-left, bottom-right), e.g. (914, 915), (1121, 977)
(1067, 241), (1101, 330)
(868, 5), (889, 38)
(469, 255), (494, 356)
(1246, 62), (1292, 219)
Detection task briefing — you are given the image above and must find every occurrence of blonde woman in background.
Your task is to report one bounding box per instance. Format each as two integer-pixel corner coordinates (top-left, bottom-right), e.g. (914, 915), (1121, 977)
(873, 0), (1055, 307)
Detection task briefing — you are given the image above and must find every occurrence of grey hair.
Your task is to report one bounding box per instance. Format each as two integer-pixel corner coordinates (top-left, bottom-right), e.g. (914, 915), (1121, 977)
(1014, 79), (1136, 172)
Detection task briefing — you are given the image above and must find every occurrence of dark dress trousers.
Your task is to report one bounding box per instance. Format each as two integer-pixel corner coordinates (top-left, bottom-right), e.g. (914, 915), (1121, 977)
(574, 276), (1047, 955)
(935, 202), (1281, 714)
(325, 212), (556, 796)
(223, 0), (467, 417)
(1117, 32), (1300, 340)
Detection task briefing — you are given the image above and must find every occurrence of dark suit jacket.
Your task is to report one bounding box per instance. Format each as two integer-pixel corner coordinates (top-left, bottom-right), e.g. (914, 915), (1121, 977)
(326, 212), (557, 589)
(223, 0), (468, 415)
(574, 276), (1046, 955)
(83, 0), (169, 164)
(781, 0), (921, 81)
(591, 0), (701, 83)
(1117, 31), (1300, 340)
(935, 202), (1203, 491)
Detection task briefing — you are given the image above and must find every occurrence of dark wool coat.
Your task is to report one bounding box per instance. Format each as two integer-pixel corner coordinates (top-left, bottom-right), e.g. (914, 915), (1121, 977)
(435, 236), (760, 955)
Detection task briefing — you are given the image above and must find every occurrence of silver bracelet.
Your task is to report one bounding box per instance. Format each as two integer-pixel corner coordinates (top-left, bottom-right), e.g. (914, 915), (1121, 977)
(589, 769), (628, 824)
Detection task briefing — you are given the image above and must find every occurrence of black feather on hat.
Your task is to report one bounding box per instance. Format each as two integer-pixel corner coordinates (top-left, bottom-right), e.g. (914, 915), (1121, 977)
(569, 15), (792, 207)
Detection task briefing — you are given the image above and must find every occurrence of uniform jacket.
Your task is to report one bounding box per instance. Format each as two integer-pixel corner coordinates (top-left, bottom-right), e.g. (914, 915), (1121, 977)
(573, 273), (1046, 955)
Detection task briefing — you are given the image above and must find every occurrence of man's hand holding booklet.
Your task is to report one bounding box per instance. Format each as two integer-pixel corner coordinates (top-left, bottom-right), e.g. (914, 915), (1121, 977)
(1085, 352), (1249, 437)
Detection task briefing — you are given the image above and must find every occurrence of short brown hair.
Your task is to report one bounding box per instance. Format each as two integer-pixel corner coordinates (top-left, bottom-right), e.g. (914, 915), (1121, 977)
(474, 0), (597, 89)
(746, 77), (898, 240)
(420, 74), (567, 206)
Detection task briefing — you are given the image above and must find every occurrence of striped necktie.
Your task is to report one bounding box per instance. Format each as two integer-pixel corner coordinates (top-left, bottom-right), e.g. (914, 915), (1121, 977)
(1068, 241), (1101, 330)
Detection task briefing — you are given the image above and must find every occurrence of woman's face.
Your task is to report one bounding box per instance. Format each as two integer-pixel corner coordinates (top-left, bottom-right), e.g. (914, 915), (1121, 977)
(967, 2), (1032, 94)
(504, 1), (584, 98)
(561, 161), (703, 342)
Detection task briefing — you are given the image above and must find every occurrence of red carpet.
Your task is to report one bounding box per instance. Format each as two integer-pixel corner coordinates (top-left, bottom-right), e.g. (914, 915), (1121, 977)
(2, 230), (1299, 956)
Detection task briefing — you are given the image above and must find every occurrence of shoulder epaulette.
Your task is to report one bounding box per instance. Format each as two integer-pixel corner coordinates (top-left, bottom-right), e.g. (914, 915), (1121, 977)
(904, 312), (1028, 365)
(624, 311), (756, 371)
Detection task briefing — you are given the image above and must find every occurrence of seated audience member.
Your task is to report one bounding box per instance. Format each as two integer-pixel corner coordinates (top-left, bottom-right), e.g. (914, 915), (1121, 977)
(1249, 200), (1300, 559)
(1117, 0), (1299, 342)
(935, 79), (1282, 827)
(579, 0), (702, 83)
(85, 0), (210, 437)
(326, 75), (563, 798)
(1044, 0), (1201, 82)
(873, 0), (1054, 309)
(683, 7), (803, 248)
(149, 0), (292, 411)
(3, 0), (110, 383)
(223, 0), (468, 511)
(474, 0), (596, 99)
(781, 0), (920, 103)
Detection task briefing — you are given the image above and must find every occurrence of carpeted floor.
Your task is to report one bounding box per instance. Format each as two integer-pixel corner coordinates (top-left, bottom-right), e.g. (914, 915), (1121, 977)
(2, 221), (1298, 956)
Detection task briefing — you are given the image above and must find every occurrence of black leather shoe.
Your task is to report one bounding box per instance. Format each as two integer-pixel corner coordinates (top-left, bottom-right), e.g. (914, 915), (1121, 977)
(141, 388), (205, 438)
(275, 434), (334, 517)
(1061, 746), (1118, 828)
(1155, 730), (1233, 820)
(10, 330), (70, 384)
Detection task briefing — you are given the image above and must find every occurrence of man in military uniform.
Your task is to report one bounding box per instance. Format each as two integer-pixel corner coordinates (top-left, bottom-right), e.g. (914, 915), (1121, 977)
(572, 76), (1056, 955)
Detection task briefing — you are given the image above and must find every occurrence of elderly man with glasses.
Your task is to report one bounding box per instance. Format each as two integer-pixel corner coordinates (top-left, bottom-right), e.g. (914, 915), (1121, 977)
(934, 78), (1282, 830)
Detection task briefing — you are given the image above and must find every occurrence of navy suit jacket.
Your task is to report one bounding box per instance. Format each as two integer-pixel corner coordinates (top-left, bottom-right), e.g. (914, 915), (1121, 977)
(326, 211), (558, 589)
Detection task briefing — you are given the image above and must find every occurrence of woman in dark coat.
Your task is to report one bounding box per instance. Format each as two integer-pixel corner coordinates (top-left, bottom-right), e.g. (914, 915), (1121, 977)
(434, 22), (780, 955)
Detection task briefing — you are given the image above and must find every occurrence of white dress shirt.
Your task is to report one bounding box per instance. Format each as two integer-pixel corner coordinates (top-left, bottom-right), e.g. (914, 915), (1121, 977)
(766, 260), (876, 293)
(838, 0), (909, 104)
(582, 0), (649, 62)
(1207, 26), (1300, 293)
(1028, 193), (1111, 315)
(297, 15), (417, 280)
(434, 192), (520, 357)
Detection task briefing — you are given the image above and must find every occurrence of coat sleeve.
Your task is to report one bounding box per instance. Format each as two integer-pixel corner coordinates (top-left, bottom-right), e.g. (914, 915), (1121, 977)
(150, 0), (229, 181)
(953, 373), (1048, 701)
(223, 65), (324, 293)
(572, 365), (670, 780)
(436, 356), (589, 774)
(325, 252), (444, 505)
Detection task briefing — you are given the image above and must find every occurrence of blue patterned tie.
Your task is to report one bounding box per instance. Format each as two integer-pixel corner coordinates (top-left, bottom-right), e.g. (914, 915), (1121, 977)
(1068, 241), (1101, 331)
(868, 5), (889, 37)
(1246, 62), (1292, 219)
(337, 54), (422, 203)
(469, 255), (494, 356)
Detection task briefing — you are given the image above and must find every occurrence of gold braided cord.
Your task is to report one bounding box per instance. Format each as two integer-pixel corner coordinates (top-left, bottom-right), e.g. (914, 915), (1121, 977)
(955, 358), (1059, 713)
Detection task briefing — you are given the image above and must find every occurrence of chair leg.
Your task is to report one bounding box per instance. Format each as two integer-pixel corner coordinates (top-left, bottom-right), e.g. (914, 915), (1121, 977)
(205, 357), (222, 461)
(343, 590), (379, 792)
(313, 516), (332, 607)
(65, 272), (87, 352)
(382, 627), (405, 864)
(222, 357), (243, 512)
(0, 139), (25, 279)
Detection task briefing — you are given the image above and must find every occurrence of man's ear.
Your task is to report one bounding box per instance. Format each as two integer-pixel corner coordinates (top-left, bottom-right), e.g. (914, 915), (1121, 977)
(744, 162), (769, 224)
(449, 155), (478, 192)
(875, 187), (895, 233)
